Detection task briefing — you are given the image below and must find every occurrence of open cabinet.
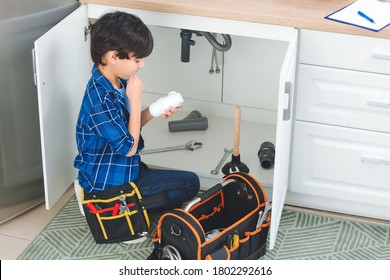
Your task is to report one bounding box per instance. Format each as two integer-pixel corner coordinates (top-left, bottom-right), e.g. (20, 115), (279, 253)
(33, 3), (298, 250)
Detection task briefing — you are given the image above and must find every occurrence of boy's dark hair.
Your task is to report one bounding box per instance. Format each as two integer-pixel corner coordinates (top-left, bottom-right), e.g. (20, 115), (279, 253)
(90, 11), (153, 66)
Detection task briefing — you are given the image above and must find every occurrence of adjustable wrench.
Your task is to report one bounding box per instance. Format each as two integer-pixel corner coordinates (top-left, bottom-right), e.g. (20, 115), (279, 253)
(211, 148), (233, 175)
(140, 140), (202, 155)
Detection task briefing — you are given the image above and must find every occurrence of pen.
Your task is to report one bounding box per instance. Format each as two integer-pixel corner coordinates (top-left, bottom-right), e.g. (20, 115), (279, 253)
(357, 11), (376, 24)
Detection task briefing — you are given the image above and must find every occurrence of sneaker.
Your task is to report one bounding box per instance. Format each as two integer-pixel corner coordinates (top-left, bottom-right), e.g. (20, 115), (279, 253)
(122, 235), (148, 244)
(74, 179), (85, 216)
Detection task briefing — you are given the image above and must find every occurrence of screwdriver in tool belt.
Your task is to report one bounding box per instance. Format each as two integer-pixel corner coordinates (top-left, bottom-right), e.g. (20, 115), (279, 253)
(232, 231), (239, 247)
(227, 234), (233, 249)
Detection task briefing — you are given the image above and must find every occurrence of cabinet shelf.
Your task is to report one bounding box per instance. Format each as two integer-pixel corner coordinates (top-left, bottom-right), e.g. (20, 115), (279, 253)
(140, 110), (275, 190)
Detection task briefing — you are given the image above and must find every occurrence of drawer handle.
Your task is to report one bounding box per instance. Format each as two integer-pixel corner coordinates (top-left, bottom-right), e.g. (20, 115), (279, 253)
(372, 53), (390, 61)
(367, 100), (390, 108)
(361, 156), (390, 166)
(283, 81), (292, 121)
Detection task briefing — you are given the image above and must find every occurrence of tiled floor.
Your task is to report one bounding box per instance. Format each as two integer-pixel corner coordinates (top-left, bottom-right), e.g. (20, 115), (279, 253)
(0, 186), (74, 260)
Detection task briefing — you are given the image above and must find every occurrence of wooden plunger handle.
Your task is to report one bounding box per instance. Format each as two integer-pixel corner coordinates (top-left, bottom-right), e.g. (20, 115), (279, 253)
(233, 106), (240, 156)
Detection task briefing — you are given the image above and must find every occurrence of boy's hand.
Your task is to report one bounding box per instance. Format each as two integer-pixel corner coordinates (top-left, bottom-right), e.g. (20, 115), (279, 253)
(160, 106), (178, 118)
(126, 74), (144, 100)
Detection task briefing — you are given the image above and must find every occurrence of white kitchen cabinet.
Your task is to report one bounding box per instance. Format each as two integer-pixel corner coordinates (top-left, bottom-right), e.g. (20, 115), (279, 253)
(33, 3), (298, 250)
(296, 64), (390, 134)
(290, 122), (390, 220)
(299, 29), (390, 75)
(289, 29), (390, 220)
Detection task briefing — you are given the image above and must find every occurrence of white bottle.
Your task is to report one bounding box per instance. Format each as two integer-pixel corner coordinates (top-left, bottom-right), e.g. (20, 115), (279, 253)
(149, 91), (184, 117)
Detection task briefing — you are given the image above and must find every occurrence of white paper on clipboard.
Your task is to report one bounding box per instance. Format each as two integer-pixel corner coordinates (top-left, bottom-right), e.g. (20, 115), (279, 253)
(325, 0), (390, 32)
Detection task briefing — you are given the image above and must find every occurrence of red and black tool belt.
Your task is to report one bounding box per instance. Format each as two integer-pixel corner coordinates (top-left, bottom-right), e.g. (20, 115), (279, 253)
(148, 172), (271, 260)
(82, 182), (167, 244)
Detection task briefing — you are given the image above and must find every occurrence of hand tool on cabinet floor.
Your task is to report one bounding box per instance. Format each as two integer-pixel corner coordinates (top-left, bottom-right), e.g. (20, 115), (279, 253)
(140, 140), (202, 155)
(211, 148), (233, 175)
(222, 106), (250, 174)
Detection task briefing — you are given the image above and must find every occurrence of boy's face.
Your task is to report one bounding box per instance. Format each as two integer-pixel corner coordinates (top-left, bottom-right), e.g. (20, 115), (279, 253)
(113, 52), (145, 80)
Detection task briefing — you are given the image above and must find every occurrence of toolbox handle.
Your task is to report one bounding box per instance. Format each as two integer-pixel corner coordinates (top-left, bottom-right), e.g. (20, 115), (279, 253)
(199, 183), (223, 201)
(199, 179), (235, 201)
(184, 179), (235, 212)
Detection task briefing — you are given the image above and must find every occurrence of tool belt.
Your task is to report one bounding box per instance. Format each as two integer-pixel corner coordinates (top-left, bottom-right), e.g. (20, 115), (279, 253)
(148, 172), (271, 260)
(82, 182), (167, 244)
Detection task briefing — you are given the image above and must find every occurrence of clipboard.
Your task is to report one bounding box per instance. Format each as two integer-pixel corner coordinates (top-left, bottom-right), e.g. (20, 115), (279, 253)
(325, 0), (390, 32)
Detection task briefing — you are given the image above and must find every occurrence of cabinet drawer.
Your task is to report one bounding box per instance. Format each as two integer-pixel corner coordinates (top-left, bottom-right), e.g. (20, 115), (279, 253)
(290, 121), (390, 210)
(300, 29), (390, 75)
(296, 64), (390, 133)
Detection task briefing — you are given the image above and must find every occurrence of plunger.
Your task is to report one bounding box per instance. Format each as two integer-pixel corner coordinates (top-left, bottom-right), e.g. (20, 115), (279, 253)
(222, 106), (250, 175)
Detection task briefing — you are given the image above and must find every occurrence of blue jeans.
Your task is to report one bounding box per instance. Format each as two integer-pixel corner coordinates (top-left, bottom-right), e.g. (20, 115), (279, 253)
(134, 162), (200, 209)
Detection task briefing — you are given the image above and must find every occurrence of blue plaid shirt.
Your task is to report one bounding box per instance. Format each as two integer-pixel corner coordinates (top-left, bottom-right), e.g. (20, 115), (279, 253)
(74, 65), (144, 192)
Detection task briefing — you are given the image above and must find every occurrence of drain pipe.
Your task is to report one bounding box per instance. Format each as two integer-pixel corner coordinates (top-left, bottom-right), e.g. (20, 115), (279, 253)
(180, 29), (232, 63)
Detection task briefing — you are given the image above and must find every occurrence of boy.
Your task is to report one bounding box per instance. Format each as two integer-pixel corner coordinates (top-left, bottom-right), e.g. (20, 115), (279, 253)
(74, 11), (200, 210)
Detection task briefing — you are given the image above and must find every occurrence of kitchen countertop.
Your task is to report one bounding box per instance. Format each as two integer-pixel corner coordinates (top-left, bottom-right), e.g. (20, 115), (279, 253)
(81, 0), (390, 39)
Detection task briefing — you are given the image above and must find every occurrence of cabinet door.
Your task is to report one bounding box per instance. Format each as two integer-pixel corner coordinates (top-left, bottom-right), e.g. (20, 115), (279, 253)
(34, 5), (91, 209)
(269, 29), (298, 250)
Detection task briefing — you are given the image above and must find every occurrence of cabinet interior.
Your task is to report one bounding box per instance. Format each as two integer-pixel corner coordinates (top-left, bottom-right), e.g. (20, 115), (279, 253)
(137, 25), (290, 190)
